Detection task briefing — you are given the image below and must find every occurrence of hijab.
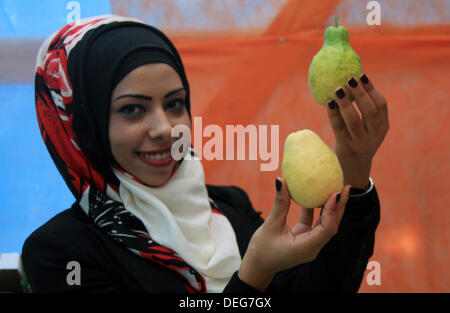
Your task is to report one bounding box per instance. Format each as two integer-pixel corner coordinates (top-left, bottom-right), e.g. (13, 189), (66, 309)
(35, 14), (241, 292)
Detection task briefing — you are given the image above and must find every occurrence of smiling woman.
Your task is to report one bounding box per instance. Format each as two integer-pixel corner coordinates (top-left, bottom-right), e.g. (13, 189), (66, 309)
(21, 15), (382, 294)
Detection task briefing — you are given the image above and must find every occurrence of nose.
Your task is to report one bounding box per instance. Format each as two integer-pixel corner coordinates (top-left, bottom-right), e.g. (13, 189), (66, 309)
(147, 107), (173, 141)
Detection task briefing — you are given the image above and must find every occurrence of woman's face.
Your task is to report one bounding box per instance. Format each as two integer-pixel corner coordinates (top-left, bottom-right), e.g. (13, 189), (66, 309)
(109, 63), (191, 187)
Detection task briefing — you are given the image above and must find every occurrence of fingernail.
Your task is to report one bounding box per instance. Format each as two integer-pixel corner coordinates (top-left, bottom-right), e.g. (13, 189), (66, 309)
(327, 99), (337, 110)
(275, 178), (282, 192)
(348, 77), (358, 88)
(360, 74), (369, 84)
(336, 193), (341, 204)
(336, 88), (345, 99)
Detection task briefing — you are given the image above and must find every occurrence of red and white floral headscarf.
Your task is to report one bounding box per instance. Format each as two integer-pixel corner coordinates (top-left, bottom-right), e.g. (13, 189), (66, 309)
(35, 15), (241, 292)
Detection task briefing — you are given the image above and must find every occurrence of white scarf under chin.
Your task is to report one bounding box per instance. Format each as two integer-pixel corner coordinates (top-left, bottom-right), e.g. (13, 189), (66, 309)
(112, 148), (242, 293)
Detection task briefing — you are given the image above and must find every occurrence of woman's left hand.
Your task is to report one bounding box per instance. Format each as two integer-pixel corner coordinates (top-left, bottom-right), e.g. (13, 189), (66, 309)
(326, 73), (390, 190)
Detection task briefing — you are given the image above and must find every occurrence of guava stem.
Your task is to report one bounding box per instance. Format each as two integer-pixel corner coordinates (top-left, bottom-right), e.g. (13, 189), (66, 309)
(334, 16), (338, 27)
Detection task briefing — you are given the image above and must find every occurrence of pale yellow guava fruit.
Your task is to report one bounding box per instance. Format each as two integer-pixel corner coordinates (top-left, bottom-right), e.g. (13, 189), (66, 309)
(281, 129), (344, 208)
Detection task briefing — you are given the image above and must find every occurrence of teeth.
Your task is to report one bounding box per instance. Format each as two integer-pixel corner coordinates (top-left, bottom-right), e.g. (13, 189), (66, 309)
(139, 151), (171, 161)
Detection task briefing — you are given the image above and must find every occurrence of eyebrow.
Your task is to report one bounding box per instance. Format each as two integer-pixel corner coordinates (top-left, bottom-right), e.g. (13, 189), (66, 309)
(113, 87), (185, 102)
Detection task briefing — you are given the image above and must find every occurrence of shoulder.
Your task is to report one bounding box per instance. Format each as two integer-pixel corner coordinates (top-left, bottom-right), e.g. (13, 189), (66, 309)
(22, 203), (92, 254)
(21, 203), (110, 292)
(21, 203), (93, 264)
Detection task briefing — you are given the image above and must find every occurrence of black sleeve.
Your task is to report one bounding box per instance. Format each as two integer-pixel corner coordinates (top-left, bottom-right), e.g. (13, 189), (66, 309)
(222, 185), (380, 293)
(21, 228), (124, 293)
(270, 186), (380, 293)
(223, 271), (266, 293)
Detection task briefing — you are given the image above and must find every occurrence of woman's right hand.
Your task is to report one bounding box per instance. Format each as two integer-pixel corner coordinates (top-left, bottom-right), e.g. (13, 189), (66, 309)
(238, 177), (352, 291)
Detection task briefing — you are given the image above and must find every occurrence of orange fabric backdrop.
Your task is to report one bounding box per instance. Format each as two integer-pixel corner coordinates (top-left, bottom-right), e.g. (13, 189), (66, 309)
(112, 0), (450, 292)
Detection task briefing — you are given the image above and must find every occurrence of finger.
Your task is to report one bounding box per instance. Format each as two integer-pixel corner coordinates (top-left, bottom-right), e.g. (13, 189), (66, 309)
(326, 99), (351, 144)
(314, 204), (325, 226)
(334, 185), (352, 222)
(359, 73), (389, 127)
(293, 187), (351, 253)
(266, 177), (291, 230)
(333, 87), (366, 141)
(298, 217), (333, 253)
(291, 208), (314, 236)
(305, 193), (341, 246)
(321, 185), (351, 232)
(299, 207), (314, 228)
(345, 77), (380, 133)
(314, 216), (322, 228)
(291, 223), (311, 236)
(314, 193), (339, 235)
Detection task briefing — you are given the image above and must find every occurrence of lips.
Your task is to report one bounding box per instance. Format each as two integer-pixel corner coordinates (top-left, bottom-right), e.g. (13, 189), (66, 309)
(136, 147), (174, 167)
(139, 147), (171, 154)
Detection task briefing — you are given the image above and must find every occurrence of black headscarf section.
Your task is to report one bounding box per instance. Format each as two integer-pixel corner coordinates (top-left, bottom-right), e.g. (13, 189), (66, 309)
(67, 21), (191, 187)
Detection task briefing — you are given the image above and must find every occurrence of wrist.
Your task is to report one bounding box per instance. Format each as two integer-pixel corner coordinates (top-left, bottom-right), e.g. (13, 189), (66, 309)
(343, 163), (372, 190)
(349, 177), (374, 197)
(238, 257), (274, 292)
(346, 177), (370, 190)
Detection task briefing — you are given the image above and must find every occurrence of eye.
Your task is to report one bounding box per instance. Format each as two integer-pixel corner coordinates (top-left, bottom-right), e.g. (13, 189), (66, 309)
(117, 104), (145, 117)
(166, 99), (186, 111)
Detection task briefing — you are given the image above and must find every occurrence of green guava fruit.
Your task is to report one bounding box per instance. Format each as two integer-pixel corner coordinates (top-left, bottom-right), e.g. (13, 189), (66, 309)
(281, 129), (343, 208)
(308, 17), (363, 106)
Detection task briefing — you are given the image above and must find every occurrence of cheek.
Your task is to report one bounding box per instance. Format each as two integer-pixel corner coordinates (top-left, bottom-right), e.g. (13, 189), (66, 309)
(109, 118), (139, 157)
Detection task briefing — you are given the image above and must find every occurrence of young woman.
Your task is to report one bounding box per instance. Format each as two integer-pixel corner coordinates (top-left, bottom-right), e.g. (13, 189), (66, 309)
(22, 15), (388, 293)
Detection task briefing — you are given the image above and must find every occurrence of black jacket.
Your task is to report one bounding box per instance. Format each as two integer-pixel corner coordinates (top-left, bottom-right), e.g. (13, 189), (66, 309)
(21, 184), (380, 293)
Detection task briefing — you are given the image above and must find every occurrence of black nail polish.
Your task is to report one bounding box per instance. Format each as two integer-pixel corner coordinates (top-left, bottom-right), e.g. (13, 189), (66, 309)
(360, 74), (369, 84)
(336, 193), (341, 204)
(328, 100), (336, 110)
(336, 88), (345, 99)
(348, 77), (358, 88)
(275, 178), (282, 192)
